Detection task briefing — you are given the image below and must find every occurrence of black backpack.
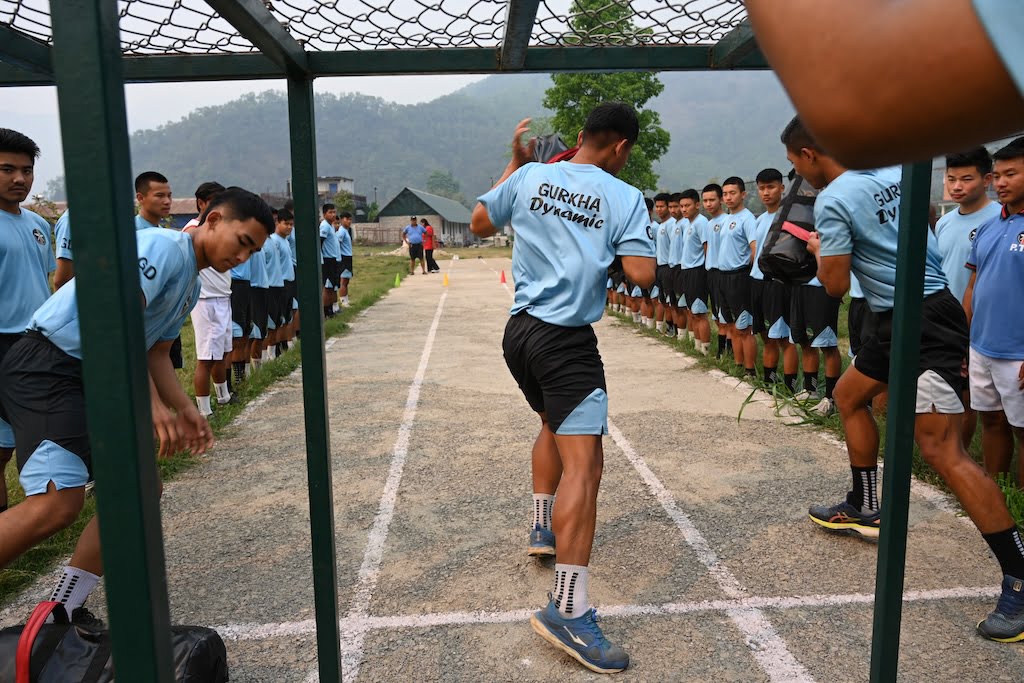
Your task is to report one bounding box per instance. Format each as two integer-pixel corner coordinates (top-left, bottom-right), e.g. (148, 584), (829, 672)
(0, 601), (228, 683)
(757, 175), (820, 285)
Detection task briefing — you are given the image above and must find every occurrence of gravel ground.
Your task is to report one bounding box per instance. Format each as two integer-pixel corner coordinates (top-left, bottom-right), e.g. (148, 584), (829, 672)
(2, 256), (1023, 682)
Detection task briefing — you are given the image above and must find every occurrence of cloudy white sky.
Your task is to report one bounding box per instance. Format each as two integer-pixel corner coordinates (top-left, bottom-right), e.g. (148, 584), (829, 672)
(1, 74), (488, 191)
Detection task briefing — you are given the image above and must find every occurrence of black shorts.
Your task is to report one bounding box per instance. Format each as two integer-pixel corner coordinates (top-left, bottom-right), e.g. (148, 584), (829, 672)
(169, 335), (183, 370)
(268, 286), (286, 328)
(250, 286), (269, 339)
(339, 255), (353, 280)
(682, 267), (708, 314)
(231, 278), (252, 337)
(855, 288), (968, 398)
(750, 278), (767, 334)
(707, 268), (721, 317)
(503, 312), (607, 435)
(0, 332), (91, 489)
(656, 265), (674, 305)
(409, 243), (424, 260)
(671, 266), (687, 308)
(848, 297), (870, 357)
(718, 267), (752, 328)
(789, 285), (842, 347)
(284, 279), (297, 323)
(322, 259), (339, 289)
(751, 279), (791, 337)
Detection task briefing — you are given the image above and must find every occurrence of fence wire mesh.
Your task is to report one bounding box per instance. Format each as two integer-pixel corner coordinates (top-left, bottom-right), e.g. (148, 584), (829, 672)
(2, 0), (745, 55)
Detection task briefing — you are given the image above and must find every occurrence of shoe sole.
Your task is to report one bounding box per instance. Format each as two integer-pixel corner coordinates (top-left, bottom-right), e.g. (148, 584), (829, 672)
(528, 545), (555, 557)
(529, 614), (627, 674)
(808, 513), (879, 539)
(977, 620), (1024, 642)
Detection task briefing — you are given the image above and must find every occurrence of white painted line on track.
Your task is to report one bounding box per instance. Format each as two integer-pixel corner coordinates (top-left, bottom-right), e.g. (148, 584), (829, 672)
(235, 389), (279, 423)
(607, 420), (815, 683)
(338, 287), (450, 682)
(325, 337), (337, 349)
(219, 584), (999, 643)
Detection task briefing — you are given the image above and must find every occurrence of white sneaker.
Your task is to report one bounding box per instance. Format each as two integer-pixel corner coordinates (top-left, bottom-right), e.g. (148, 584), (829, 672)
(793, 390), (815, 402)
(811, 397), (836, 416)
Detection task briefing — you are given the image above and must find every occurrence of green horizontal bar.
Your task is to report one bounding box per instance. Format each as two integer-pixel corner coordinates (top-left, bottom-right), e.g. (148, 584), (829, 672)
(0, 24), (52, 75)
(710, 21), (759, 68)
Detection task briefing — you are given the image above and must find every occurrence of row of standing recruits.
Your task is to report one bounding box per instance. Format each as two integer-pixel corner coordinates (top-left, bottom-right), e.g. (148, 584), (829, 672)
(0, 126), (277, 627)
(472, 101), (1024, 675)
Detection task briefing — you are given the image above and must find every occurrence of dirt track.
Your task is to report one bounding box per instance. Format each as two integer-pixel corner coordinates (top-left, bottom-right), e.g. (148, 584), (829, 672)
(3, 256), (1023, 682)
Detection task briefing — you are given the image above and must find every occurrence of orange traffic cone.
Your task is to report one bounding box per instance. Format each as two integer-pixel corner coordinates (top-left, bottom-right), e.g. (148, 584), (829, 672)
(442, 273), (449, 287)
(500, 270), (507, 284)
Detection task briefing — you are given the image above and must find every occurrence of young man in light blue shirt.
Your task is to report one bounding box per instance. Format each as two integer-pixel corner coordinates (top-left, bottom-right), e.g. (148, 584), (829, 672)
(935, 146), (1003, 450)
(666, 192), (687, 337)
(702, 183), (730, 358)
(0, 188), (273, 621)
(472, 104), (655, 674)
(964, 138), (1024, 525)
(337, 211), (354, 308)
(402, 216), (427, 276)
(783, 116), (1024, 643)
(0, 129), (55, 516)
(652, 192), (673, 332)
(679, 189), (711, 353)
(719, 177), (758, 375)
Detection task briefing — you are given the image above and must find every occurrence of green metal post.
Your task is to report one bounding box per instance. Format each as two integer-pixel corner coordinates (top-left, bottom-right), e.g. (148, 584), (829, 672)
(869, 161), (933, 682)
(287, 76), (344, 681)
(48, 1), (174, 680)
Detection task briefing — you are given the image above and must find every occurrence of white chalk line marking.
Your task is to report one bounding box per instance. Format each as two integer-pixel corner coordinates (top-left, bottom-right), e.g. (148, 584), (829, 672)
(325, 337), (337, 349)
(337, 288), (450, 682)
(608, 420), (814, 682)
(219, 585), (999, 643)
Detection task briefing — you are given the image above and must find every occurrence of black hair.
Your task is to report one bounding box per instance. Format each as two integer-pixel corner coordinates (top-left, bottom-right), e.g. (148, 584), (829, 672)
(582, 102), (640, 146)
(755, 168), (784, 184)
(271, 206), (278, 218)
(277, 208), (294, 222)
(194, 181), (225, 202)
(322, 203), (335, 216)
(945, 147), (993, 175)
(653, 192), (671, 204)
(669, 192), (684, 203)
(410, 216), (418, 222)
(680, 189), (700, 203)
(200, 186), (275, 236)
(702, 183), (723, 198)
(338, 211), (352, 219)
(0, 128), (40, 160)
(992, 137), (1024, 163)
(644, 197), (654, 211)
(780, 116), (823, 153)
(722, 176), (745, 191)
(135, 171), (169, 195)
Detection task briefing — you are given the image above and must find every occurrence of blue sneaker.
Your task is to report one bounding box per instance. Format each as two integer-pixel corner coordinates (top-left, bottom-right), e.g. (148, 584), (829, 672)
(530, 598), (629, 673)
(978, 575), (1024, 642)
(528, 525), (555, 557)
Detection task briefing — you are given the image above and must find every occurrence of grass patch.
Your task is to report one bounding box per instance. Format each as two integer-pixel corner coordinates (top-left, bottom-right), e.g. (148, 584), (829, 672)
(0, 255), (407, 607)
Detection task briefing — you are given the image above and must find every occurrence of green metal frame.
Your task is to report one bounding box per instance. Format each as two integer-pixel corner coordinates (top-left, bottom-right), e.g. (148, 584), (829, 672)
(0, 3), (933, 681)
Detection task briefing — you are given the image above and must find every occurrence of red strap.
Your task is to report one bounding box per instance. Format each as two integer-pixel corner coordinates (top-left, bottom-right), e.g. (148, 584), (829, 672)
(17, 602), (65, 683)
(781, 221), (811, 241)
(546, 146), (579, 163)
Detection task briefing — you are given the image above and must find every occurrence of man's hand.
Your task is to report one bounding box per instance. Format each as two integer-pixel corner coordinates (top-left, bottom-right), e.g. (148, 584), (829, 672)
(806, 231), (821, 256)
(510, 118), (537, 170)
(175, 405), (215, 456)
(152, 399), (182, 458)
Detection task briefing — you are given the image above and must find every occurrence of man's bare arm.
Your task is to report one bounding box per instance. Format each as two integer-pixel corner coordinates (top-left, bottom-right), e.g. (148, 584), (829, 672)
(621, 255), (656, 289)
(745, 0), (1024, 168)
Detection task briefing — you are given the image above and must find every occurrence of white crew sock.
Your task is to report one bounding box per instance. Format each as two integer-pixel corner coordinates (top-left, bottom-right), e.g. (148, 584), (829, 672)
(214, 381), (231, 404)
(632, 312), (640, 323)
(532, 493), (555, 531)
(676, 327), (682, 338)
(656, 321), (664, 332)
(332, 303), (340, 313)
(49, 566), (101, 615)
(553, 563), (590, 618)
(251, 357), (262, 370)
(342, 295), (349, 305)
(647, 317), (655, 329)
(262, 348), (272, 362)
(196, 394), (212, 416)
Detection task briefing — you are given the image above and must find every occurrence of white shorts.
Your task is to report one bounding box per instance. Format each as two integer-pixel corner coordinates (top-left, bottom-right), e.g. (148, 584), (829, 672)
(191, 297), (233, 361)
(969, 347), (1024, 427)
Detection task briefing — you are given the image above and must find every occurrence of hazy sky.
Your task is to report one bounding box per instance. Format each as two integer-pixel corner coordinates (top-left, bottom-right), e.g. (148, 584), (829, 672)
(1, 74), (488, 191)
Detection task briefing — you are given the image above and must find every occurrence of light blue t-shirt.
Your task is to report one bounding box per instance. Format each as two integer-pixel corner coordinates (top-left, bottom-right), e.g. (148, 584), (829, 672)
(287, 230), (297, 266)
(0, 208), (55, 334)
(54, 210), (72, 260)
(717, 208), (756, 271)
(973, 0), (1024, 98)
(681, 214), (708, 269)
(403, 224), (426, 245)
(135, 214), (160, 230)
(849, 272), (864, 299)
(248, 243), (270, 289)
(749, 210), (777, 280)
(655, 217), (674, 265)
(667, 217), (685, 267)
(266, 234), (286, 287)
(815, 167), (947, 312)
(967, 207), (1024, 359)
(320, 219), (340, 260)
(230, 259), (251, 281)
(934, 202), (1002, 303)
(704, 213), (728, 270)
(31, 228), (199, 359)
(271, 233), (294, 283)
(478, 161), (655, 327)
(338, 225), (353, 257)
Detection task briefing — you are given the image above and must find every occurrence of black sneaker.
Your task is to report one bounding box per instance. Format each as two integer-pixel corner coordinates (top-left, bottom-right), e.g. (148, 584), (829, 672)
(808, 496), (880, 539)
(71, 606), (105, 630)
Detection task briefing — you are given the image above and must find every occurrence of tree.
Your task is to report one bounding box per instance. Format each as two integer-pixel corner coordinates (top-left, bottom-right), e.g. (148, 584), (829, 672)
(332, 189), (355, 214)
(542, 0), (670, 191)
(425, 169), (467, 206)
(367, 201), (380, 222)
(45, 175), (66, 201)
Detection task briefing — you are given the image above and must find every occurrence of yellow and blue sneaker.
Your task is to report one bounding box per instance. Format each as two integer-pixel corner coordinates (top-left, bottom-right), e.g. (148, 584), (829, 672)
(528, 525), (555, 557)
(808, 496), (880, 539)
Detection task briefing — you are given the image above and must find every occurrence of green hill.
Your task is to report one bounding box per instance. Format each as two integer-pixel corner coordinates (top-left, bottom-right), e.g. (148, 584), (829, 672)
(127, 71), (796, 205)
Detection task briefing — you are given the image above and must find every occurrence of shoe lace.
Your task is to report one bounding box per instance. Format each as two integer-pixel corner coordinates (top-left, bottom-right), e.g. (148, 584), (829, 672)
(578, 609), (611, 648)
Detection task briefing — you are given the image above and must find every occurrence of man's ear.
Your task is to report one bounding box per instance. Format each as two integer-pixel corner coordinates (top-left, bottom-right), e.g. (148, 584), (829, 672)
(614, 138), (631, 159)
(203, 209), (222, 230)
